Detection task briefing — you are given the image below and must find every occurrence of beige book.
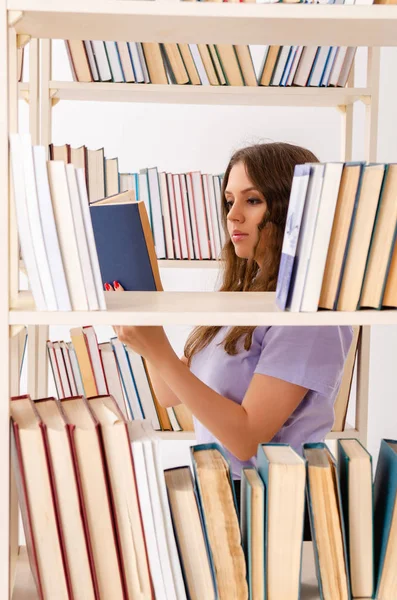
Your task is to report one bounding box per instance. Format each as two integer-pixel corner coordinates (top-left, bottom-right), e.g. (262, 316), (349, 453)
(117, 41), (135, 82)
(164, 467), (216, 600)
(162, 43), (189, 84)
(382, 238), (397, 307)
(193, 448), (248, 599)
(92, 189), (135, 205)
(10, 397), (70, 600)
(34, 398), (97, 600)
(60, 397), (125, 599)
(70, 327), (98, 397)
(337, 164), (385, 311)
(319, 164), (362, 310)
(260, 46), (280, 86)
(87, 396), (152, 600)
(208, 44), (227, 85)
(70, 145), (87, 171)
(173, 403), (194, 431)
(304, 447), (349, 600)
(332, 326), (360, 432)
(65, 40), (93, 82)
(144, 358), (172, 430)
(242, 468), (264, 600)
(260, 445), (305, 600)
(49, 143), (70, 163)
(105, 157), (119, 197)
(198, 44), (219, 86)
(142, 42), (168, 84)
(235, 46), (257, 86)
(360, 164), (397, 308)
(87, 147), (105, 203)
(216, 45), (244, 86)
(338, 440), (373, 598)
(178, 44), (201, 85)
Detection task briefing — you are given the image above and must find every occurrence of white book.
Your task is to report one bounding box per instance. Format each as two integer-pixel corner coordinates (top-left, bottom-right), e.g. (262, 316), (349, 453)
(190, 172), (211, 260)
(32, 146), (72, 311)
(189, 44), (210, 86)
(65, 165), (99, 311)
(104, 41), (124, 82)
(308, 47), (331, 87)
(138, 170), (152, 229)
(75, 169), (106, 310)
(167, 173), (182, 259)
(47, 161), (89, 311)
(328, 47), (348, 87)
(47, 341), (65, 398)
(300, 163), (344, 312)
(249, 45), (268, 82)
(66, 342), (85, 396)
(148, 167), (166, 259)
(128, 42), (145, 83)
(213, 175), (226, 248)
(99, 342), (128, 419)
(286, 46), (304, 86)
(185, 174), (201, 260)
(159, 172), (175, 259)
(206, 175), (222, 259)
(337, 48), (357, 88)
(142, 421), (187, 600)
(20, 135), (58, 311)
(166, 408), (181, 432)
(293, 46), (318, 87)
(271, 46), (292, 87)
(83, 326), (108, 395)
(111, 338), (143, 420)
(280, 46), (298, 87)
(91, 41), (112, 81)
(84, 41), (99, 81)
(60, 341), (78, 396)
(119, 173), (135, 193)
(320, 46), (338, 87)
(126, 349), (161, 430)
(10, 134), (46, 310)
(202, 175), (216, 259)
(116, 41), (135, 83)
(136, 42), (151, 83)
(179, 175), (195, 261)
(53, 341), (72, 397)
(128, 422), (167, 600)
(288, 164), (325, 312)
(172, 174), (189, 259)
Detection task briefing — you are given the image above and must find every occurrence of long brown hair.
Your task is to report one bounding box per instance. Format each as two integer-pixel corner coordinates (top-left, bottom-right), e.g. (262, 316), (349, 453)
(184, 142), (319, 364)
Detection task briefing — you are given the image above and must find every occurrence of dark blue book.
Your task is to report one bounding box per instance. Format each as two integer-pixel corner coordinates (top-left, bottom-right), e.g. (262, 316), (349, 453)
(90, 196), (162, 292)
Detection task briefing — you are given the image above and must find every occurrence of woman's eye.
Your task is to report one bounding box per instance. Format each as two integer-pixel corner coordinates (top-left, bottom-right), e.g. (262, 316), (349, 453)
(225, 200), (233, 210)
(248, 197), (262, 205)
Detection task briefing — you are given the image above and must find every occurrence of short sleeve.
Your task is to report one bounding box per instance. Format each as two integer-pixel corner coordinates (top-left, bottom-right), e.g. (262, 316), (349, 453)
(254, 326), (353, 396)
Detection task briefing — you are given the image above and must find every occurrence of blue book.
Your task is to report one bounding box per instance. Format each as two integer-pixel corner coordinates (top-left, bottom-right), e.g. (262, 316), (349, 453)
(191, 443), (247, 599)
(90, 198), (162, 292)
(337, 439), (374, 598)
(257, 443), (306, 600)
(241, 467), (265, 600)
(303, 443), (351, 600)
(374, 439), (397, 599)
(275, 164), (311, 310)
(110, 337), (144, 420)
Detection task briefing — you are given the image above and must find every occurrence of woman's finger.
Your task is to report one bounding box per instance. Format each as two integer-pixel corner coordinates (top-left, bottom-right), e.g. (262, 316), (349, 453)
(113, 281), (124, 292)
(104, 282), (114, 291)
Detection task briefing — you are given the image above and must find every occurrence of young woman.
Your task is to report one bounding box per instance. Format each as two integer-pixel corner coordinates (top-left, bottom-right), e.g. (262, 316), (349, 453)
(111, 143), (353, 503)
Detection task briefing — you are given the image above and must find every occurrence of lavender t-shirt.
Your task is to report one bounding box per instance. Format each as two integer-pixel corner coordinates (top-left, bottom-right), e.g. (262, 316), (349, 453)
(189, 325), (353, 479)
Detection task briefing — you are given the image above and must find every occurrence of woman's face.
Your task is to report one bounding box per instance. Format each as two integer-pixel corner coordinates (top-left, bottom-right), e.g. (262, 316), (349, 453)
(225, 161), (268, 261)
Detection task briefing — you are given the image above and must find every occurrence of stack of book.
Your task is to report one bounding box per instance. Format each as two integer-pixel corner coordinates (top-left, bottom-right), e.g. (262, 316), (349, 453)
(276, 161), (397, 311)
(49, 143), (225, 260)
(10, 396), (397, 600)
(65, 40), (357, 88)
(47, 325), (194, 432)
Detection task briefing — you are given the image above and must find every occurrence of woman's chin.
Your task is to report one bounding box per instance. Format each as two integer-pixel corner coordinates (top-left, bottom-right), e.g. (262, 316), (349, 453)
(233, 247), (252, 260)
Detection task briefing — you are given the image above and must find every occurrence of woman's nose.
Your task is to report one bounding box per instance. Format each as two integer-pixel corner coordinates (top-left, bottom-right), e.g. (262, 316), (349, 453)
(227, 202), (244, 222)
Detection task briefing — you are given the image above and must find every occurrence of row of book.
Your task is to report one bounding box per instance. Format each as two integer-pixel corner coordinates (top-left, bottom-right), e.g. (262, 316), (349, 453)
(65, 39), (356, 88)
(48, 325), (194, 432)
(276, 161), (397, 312)
(10, 394), (397, 600)
(49, 143), (225, 260)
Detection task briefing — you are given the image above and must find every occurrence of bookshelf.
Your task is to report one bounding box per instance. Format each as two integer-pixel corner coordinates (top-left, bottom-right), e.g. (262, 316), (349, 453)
(2, 1), (393, 598)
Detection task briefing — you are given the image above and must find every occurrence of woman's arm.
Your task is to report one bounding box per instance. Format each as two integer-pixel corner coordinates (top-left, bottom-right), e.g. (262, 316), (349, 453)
(114, 326), (308, 462)
(145, 356), (186, 408)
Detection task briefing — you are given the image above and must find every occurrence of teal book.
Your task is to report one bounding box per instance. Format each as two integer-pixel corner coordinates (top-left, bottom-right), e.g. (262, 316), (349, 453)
(257, 443), (306, 600)
(241, 467), (265, 600)
(337, 439), (374, 598)
(191, 443), (248, 600)
(374, 438), (397, 599)
(304, 442), (351, 600)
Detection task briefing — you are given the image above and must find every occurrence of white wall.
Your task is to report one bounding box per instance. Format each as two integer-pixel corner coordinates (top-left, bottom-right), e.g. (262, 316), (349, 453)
(18, 43), (397, 461)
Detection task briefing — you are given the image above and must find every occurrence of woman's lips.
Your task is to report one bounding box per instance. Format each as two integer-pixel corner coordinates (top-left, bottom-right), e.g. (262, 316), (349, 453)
(232, 232), (249, 242)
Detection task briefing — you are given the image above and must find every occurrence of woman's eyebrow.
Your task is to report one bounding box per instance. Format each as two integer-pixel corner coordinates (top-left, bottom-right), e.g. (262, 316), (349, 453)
(225, 186), (258, 194)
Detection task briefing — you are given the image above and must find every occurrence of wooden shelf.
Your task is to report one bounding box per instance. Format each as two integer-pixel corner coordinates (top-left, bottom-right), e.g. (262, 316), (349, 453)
(9, 290), (397, 326)
(8, 3), (397, 47)
(45, 82), (371, 108)
(19, 259), (221, 273)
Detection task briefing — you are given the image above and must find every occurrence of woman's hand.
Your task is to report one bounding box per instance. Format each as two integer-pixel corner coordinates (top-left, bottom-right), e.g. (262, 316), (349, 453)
(106, 281), (172, 364)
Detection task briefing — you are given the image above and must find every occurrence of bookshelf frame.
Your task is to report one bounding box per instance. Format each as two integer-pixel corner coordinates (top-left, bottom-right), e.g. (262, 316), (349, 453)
(1, 2), (390, 598)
